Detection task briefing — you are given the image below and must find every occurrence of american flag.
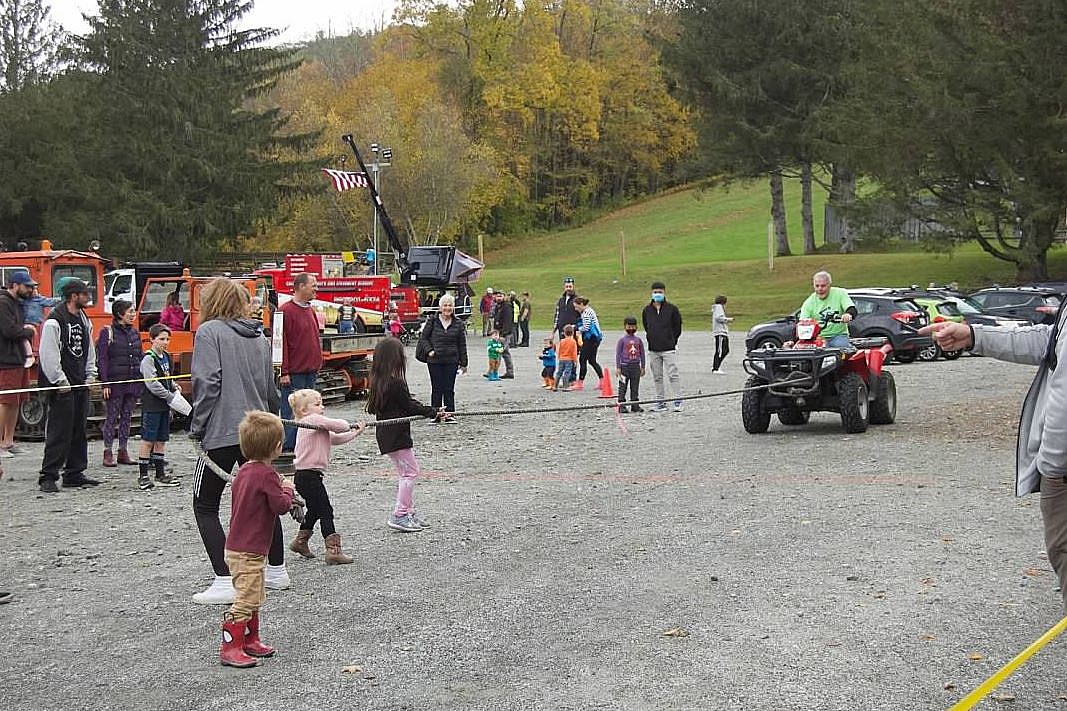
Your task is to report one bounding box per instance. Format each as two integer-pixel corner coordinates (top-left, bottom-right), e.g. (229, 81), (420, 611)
(322, 168), (369, 192)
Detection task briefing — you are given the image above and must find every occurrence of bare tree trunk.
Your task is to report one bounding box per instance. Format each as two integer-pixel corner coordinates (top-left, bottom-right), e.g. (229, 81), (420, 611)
(801, 162), (816, 254)
(830, 164), (857, 253)
(770, 169), (791, 256)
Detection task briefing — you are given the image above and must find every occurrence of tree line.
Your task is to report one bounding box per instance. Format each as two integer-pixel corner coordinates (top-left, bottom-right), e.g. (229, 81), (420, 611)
(0, 0), (1064, 280)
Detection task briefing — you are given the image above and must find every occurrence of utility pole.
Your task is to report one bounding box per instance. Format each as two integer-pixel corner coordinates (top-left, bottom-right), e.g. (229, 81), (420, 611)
(368, 143), (392, 275)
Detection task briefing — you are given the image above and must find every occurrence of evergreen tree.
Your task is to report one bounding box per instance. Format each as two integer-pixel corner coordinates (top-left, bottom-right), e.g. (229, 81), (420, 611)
(64, 0), (313, 259)
(0, 0), (64, 92)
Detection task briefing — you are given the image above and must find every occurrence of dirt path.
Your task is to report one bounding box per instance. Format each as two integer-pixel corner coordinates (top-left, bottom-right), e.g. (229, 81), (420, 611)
(0, 332), (1061, 710)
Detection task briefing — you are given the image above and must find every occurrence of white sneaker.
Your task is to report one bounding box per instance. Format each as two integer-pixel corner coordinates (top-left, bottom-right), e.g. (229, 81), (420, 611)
(0, 448), (12, 459)
(264, 564), (291, 590)
(192, 575), (235, 605)
(713, 369), (726, 375)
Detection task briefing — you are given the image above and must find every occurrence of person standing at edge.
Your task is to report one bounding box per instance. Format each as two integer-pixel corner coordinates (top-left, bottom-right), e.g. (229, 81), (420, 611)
(493, 290), (515, 378)
(518, 292), (532, 347)
(922, 316), (1067, 611)
(641, 281), (683, 413)
(189, 279), (287, 605)
(711, 294), (734, 374)
(38, 278), (99, 492)
(279, 273), (323, 453)
(552, 277), (579, 342)
(0, 272), (36, 458)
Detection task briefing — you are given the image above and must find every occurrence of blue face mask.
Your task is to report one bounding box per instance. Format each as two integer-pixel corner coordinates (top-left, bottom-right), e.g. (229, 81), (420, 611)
(651, 293), (665, 303)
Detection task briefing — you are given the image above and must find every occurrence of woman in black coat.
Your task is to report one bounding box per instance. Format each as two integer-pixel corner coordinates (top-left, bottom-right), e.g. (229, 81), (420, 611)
(417, 293), (468, 414)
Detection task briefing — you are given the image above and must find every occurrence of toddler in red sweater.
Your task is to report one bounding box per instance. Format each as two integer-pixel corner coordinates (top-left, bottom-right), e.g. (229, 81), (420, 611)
(219, 411), (295, 668)
(287, 389), (366, 565)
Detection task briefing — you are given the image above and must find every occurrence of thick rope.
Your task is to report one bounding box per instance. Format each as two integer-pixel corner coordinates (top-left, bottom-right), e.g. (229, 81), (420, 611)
(279, 379), (811, 430)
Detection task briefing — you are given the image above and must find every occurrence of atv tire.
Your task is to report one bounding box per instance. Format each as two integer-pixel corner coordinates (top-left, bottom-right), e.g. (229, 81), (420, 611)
(778, 408), (810, 426)
(868, 371), (896, 425)
(838, 372), (869, 433)
(741, 376), (771, 434)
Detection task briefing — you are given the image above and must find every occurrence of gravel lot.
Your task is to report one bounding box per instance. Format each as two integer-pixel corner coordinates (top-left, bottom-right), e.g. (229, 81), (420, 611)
(0, 330), (1063, 710)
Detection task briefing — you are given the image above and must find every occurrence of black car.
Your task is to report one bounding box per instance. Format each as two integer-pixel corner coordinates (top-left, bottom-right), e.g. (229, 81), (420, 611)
(923, 290), (1029, 329)
(967, 286), (1062, 325)
(744, 291), (931, 363)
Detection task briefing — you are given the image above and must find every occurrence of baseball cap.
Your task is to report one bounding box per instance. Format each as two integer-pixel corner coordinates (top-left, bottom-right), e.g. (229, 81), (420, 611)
(563, 276), (574, 284)
(60, 277), (89, 297)
(486, 287), (494, 294)
(9, 271), (37, 287)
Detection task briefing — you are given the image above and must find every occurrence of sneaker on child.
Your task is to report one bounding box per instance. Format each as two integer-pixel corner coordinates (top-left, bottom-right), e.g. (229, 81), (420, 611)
(387, 513), (422, 532)
(264, 564), (291, 590)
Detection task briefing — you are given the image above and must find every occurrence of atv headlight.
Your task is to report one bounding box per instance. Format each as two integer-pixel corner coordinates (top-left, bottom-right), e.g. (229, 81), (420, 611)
(749, 358), (764, 371)
(821, 355), (838, 370)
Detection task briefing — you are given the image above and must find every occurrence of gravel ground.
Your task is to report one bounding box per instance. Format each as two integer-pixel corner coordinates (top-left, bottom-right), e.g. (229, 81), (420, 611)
(0, 331), (1063, 710)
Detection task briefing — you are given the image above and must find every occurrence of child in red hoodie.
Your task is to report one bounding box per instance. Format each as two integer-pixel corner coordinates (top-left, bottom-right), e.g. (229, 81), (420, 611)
(219, 411), (295, 668)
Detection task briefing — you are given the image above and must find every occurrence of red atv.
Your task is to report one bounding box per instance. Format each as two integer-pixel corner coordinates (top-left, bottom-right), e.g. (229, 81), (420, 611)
(741, 315), (897, 434)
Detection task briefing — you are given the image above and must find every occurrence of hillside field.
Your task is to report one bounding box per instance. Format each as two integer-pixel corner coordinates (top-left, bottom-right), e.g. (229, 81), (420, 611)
(479, 179), (1067, 329)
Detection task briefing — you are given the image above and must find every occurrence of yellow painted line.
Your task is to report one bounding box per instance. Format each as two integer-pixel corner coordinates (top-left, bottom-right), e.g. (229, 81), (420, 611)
(950, 615), (1067, 710)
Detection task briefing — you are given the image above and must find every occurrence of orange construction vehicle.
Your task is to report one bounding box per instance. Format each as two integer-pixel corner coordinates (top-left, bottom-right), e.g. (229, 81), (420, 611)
(0, 239), (112, 438)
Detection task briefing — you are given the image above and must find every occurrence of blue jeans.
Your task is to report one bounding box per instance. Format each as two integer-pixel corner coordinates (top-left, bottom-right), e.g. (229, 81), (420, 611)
(279, 371), (318, 451)
(338, 321), (354, 335)
(825, 334), (852, 349)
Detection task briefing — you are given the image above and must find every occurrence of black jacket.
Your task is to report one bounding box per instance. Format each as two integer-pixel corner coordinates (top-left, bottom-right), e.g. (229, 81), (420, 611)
(642, 301), (683, 352)
(554, 293), (578, 331)
(418, 316), (468, 368)
(493, 300), (514, 336)
(0, 291), (32, 368)
(368, 377), (436, 454)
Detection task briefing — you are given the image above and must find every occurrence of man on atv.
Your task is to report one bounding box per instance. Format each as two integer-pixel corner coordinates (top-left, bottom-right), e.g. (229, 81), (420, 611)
(799, 271), (856, 349)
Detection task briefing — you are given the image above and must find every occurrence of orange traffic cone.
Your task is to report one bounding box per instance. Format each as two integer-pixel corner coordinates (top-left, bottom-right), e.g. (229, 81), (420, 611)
(598, 367), (616, 398)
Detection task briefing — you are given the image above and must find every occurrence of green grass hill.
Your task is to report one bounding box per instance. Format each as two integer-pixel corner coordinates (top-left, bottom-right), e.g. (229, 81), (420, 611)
(480, 179), (1067, 330)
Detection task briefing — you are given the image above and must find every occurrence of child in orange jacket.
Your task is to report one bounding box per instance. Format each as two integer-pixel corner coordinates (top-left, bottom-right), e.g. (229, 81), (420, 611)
(555, 324), (579, 391)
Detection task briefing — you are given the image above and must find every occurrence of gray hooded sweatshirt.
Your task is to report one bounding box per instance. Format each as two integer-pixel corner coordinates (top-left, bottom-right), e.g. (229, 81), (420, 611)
(972, 320), (1067, 496)
(190, 318), (278, 451)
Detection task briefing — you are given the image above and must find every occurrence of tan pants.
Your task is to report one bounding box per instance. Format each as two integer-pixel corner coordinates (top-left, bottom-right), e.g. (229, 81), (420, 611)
(1041, 475), (1067, 611)
(224, 550), (266, 623)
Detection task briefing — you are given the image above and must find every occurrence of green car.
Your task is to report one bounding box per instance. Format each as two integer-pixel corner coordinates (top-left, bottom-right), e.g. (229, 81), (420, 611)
(910, 295), (964, 361)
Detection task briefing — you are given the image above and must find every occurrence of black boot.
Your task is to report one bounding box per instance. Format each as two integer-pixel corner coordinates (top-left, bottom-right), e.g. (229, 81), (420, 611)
(62, 473), (100, 488)
(152, 454), (179, 487)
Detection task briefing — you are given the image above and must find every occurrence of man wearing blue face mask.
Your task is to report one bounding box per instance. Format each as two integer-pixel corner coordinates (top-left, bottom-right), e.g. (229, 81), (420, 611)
(641, 281), (683, 412)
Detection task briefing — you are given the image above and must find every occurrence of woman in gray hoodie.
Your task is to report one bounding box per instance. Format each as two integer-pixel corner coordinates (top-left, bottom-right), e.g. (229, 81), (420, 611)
(189, 279), (283, 605)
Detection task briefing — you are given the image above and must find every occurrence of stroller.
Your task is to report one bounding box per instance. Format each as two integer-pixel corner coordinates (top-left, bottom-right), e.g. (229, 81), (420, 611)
(387, 312), (420, 346)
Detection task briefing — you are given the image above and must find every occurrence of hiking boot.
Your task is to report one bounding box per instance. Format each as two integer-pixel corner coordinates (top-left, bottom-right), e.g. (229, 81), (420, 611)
(193, 575), (235, 605)
(154, 473), (180, 487)
(102, 450), (116, 467)
(324, 533), (354, 565)
(387, 513), (422, 532)
(39, 479), (59, 493)
(62, 474), (100, 488)
(289, 529), (316, 559)
(138, 474), (154, 490)
(116, 449), (136, 466)
(631, 405), (644, 413)
(501, 372), (514, 379)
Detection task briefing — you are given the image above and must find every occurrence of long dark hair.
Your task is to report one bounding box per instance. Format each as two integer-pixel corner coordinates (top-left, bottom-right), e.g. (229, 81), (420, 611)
(367, 337), (407, 414)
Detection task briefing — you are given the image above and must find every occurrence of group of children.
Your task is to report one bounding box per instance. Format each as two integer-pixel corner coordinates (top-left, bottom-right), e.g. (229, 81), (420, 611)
(216, 337), (445, 668)
(534, 317), (647, 412)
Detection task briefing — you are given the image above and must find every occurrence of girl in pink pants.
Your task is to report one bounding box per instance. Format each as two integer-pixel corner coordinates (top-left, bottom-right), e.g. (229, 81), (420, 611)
(367, 338), (447, 533)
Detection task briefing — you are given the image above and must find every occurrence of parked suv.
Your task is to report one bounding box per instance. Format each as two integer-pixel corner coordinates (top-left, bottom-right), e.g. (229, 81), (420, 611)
(967, 286), (1062, 325)
(745, 291), (931, 363)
